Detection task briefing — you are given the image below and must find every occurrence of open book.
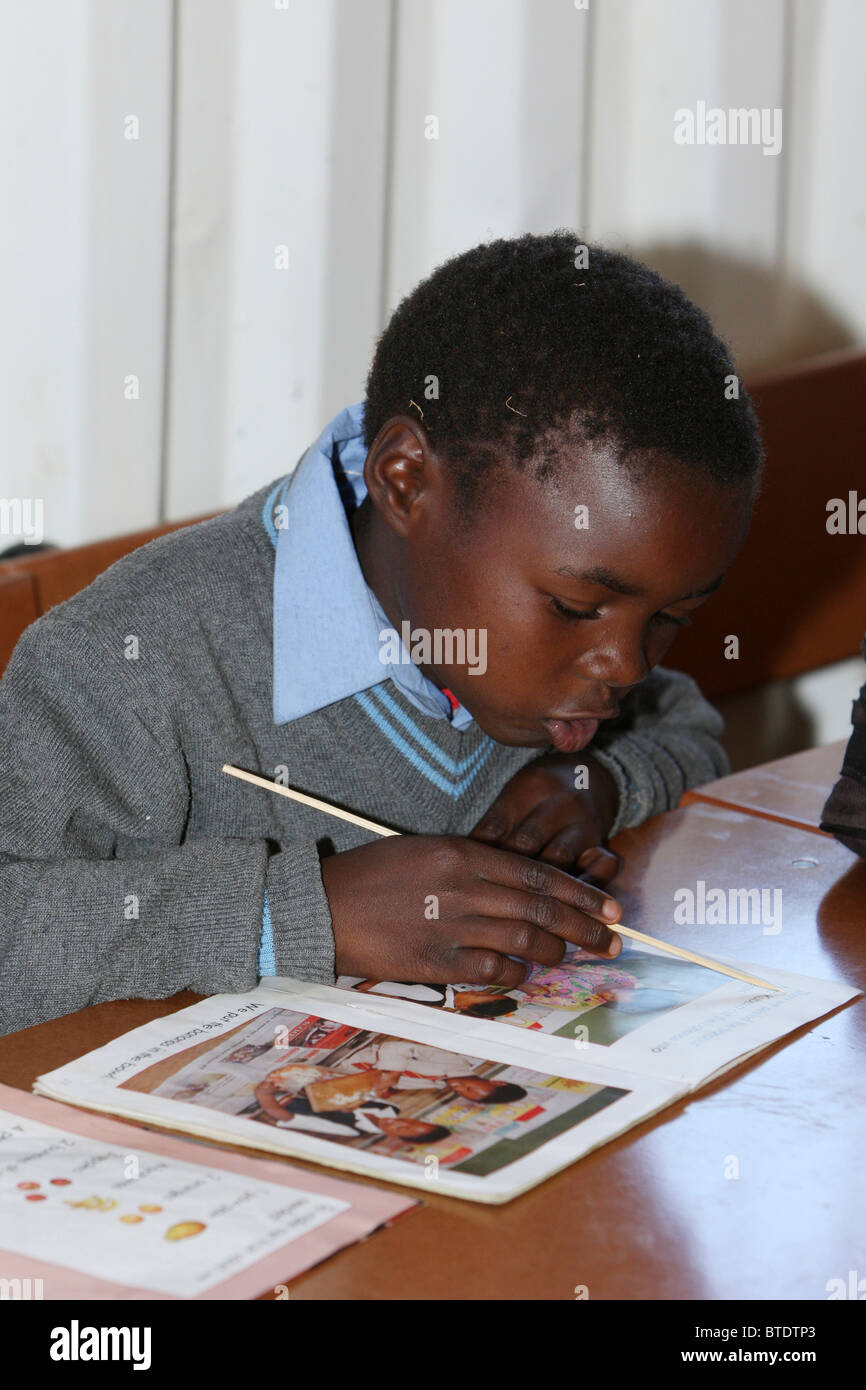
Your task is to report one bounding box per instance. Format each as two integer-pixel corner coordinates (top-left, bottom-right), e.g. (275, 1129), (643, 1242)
(34, 943), (859, 1204)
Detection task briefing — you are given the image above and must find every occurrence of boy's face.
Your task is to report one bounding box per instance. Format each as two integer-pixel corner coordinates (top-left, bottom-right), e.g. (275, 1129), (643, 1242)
(358, 420), (754, 750)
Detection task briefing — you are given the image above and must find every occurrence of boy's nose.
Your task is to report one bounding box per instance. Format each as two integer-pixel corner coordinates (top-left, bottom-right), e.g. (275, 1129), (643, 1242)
(577, 639), (650, 690)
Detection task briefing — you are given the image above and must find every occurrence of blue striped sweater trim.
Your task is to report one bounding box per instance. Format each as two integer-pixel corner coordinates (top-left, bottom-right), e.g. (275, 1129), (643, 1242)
(258, 888), (277, 976)
(364, 684), (487, 774)
(353, 688), (494, 797)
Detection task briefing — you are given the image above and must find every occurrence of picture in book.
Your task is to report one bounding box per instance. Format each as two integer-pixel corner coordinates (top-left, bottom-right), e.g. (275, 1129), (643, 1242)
(338, 942), (722, 1044)
(120, 1007), (628, 1177)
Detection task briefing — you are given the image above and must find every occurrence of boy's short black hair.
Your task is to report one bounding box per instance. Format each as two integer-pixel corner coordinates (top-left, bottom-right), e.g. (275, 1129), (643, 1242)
(363, 230), (764, 508)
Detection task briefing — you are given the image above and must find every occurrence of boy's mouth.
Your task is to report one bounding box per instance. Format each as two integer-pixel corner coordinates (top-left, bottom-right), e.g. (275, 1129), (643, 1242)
(542, 716), (602, 753)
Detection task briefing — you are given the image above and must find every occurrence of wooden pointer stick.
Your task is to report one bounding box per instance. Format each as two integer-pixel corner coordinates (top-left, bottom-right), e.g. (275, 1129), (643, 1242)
(221, 764), (782, 993)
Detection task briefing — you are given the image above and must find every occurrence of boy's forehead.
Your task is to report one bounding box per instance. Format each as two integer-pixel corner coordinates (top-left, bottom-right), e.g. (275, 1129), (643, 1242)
(474, 449), (749, 589)
(489, 442), (744, 529)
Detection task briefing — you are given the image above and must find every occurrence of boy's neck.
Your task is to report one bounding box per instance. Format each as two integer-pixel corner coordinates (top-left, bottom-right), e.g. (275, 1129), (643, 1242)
(350, 497), (448, 695)
(351, 497), (403, 633)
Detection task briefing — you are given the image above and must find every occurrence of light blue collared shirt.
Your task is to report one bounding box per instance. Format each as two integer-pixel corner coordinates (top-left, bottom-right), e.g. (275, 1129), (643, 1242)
(268, 400), (474, 730)
(258, 401), (474, 975)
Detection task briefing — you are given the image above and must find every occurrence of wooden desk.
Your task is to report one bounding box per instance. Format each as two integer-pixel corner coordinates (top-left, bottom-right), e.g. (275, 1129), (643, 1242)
(681, 739), (847, 836)
(0, 804), (863, 1300)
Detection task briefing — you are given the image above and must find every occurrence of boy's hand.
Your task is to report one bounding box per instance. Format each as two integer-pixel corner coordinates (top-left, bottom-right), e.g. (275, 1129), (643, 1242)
(321, 833), (622, 987)
(468, 750), (620, 873)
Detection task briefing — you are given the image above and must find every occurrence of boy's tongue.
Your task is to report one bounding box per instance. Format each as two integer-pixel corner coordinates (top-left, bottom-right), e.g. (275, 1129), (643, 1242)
(543, 717), (600, 753)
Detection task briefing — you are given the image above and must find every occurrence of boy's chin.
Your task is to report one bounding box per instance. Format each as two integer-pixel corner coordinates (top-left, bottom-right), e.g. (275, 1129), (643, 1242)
(469, 711), (552, 748)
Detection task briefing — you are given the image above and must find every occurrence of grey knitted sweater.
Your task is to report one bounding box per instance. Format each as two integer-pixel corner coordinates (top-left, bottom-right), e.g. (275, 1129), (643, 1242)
(0, 477), (728, 1035)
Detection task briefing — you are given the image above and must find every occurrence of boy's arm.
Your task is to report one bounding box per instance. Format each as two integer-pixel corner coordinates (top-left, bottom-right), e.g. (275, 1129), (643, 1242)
(589, 664), (730, 837)
(0, 618), (334, 1037)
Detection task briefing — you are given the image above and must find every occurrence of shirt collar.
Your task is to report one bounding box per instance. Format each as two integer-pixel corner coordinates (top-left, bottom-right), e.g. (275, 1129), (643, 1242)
(271, 401), (474, 729)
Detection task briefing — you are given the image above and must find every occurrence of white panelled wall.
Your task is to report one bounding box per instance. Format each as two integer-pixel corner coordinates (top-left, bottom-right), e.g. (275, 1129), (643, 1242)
(2, 0), (863, 762)
(0, 0), (173, 547)
(164, 0), (393, 517)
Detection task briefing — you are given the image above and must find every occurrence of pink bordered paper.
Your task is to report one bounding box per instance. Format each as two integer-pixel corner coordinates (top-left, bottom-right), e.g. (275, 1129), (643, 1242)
(0, 1083), (416, 1300)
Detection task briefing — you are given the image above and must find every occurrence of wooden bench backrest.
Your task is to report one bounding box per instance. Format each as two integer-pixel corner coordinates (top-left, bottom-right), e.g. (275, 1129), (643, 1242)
(670, 346), (866, 698)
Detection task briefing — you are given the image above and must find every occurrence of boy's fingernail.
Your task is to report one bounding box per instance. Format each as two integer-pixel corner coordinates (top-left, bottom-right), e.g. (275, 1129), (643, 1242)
(602, 899), (620, 920)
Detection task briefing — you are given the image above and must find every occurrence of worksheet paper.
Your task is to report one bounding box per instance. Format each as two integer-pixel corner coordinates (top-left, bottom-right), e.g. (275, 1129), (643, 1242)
(0, 1084), (415, 1298)
(33, 944), (858, 1205)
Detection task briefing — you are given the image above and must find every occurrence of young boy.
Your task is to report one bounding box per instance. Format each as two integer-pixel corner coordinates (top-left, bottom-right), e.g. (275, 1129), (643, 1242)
(0, 232), (763, 1036)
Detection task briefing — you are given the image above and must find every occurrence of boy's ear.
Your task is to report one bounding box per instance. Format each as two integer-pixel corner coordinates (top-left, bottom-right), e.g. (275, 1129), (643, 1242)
(363, 415), (442, 535)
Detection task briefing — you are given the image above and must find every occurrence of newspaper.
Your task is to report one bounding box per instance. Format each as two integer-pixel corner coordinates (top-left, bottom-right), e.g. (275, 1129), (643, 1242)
(33, 943), (858, 1204)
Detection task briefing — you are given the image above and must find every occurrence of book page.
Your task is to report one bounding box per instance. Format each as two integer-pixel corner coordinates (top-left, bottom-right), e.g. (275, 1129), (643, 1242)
(34, 991), (679, 1205)
(324, 941), (860, 1087)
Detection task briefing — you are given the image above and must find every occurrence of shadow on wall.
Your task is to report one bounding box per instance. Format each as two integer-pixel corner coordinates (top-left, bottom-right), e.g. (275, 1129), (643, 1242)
(636, 241), (858, 375)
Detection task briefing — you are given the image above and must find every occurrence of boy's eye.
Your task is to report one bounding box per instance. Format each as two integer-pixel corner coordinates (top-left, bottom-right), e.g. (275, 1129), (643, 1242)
(653, 611), (692, 629)
(548, 597), (600, 622)
(548, 595), (692, 629)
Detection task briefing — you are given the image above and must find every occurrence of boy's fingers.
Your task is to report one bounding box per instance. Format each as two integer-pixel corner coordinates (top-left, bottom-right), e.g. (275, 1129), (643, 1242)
(468, 805), (517, 843)
(479, 887), (620, 956)
(498, 803), (568, 856)
(536, 825), (594, 869)
(454, 914), (567, 968)
(575, 845), (621, 887)
(475, 843), (623, 927)
(447, 947), (529, 990)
